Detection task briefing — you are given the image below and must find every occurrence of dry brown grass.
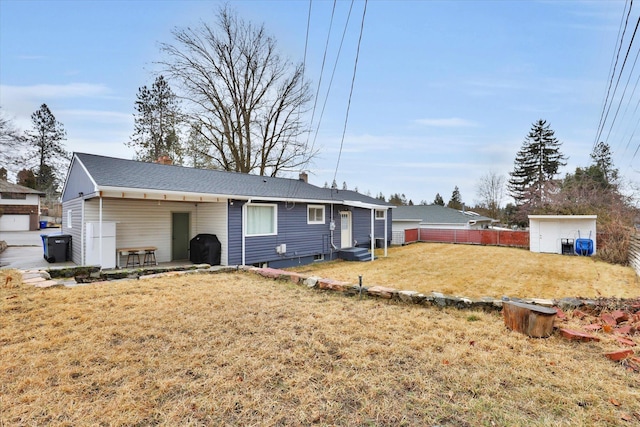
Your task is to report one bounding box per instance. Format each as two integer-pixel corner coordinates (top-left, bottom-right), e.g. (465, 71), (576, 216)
(0, 269), (21, 289)
(2, 271), (640, 426)
(290, 243), (640, 299)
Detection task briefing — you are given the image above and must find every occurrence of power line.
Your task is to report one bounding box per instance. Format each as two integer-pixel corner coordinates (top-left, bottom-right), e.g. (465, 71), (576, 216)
(310, 1), (355, 168)
(332, 0), (368, 186)
(604, 14), (640, 148)
(593, 0), (634, 150)
(303, 0), (337, 166)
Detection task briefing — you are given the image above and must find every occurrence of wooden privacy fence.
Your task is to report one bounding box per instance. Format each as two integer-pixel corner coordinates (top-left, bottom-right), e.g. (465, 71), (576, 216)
(628, 234), (640, 276)
(403, 228), (529, 248)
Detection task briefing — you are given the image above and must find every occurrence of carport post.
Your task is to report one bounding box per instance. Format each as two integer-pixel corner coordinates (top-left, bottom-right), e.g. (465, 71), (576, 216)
(370, 208), (374, 261)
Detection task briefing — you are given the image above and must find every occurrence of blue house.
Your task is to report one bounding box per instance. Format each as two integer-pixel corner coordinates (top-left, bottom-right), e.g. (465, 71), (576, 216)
(60, 153), (392, 268)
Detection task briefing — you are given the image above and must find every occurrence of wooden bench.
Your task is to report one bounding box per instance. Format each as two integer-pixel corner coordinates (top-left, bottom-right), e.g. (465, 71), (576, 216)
(117, 247), (158, 268)
(503, 301), (557, 338)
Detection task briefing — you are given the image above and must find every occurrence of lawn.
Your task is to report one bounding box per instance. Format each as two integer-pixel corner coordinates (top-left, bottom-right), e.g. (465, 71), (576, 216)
(290, 243), (640, 300)
(1, 269), (640, 426)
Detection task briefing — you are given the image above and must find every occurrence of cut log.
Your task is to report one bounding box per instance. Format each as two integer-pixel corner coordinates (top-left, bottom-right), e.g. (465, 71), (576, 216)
(503, 301), (557, 338)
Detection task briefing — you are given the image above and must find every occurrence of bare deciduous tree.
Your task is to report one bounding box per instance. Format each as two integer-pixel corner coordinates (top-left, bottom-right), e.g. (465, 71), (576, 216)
(0, 107), (22, 176)
(159, 6), (314, 176)
(475, 171), (505, 219)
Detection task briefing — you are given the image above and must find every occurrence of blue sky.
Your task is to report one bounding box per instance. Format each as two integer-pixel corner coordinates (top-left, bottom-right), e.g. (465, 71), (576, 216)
(1, 0), (638, 206)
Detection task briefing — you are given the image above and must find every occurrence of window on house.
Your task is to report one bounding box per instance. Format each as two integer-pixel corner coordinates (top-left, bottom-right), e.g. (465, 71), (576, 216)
(67, 210), (73, 228)
(307, 205), (325, 224)
(375, 209), (386, 220)
(1, 192), (27, 200)
(246, 204), (277, 236)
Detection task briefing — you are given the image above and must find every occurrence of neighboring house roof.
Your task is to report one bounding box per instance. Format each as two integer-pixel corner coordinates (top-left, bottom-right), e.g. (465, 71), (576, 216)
(392, 205), (496, 225)
(65, 153), (392, 209)
(0, 179), (45, 196)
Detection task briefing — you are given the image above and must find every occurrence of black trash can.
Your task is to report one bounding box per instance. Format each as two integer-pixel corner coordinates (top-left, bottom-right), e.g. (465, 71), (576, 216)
(189, 234), (221, 265)
(43, 234), (72, 263)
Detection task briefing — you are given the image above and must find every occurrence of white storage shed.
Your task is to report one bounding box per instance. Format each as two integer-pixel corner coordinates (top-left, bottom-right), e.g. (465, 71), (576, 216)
(529, 215), (597, 255)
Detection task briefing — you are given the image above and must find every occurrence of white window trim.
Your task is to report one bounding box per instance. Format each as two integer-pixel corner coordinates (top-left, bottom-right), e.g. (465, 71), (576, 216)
(67, 210), (73, 228)
(375, 209), (386, 220)
(245, 203), (278, 237)
(307, 204), (325, 224)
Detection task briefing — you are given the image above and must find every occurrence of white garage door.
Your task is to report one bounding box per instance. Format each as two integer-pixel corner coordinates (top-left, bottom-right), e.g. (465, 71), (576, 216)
(0, 214), (30, 231)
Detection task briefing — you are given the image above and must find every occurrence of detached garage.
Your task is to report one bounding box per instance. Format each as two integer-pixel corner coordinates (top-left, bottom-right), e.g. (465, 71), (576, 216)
(0, 179), (44, 231)
(529, 215), (597, 255)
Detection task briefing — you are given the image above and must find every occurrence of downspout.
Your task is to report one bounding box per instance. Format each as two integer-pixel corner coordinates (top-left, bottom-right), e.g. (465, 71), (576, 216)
(370, 208), (375, 261)
(81, 196), (85, 265)
(330, 203), (336, 257)
(99, 195), (103, 267)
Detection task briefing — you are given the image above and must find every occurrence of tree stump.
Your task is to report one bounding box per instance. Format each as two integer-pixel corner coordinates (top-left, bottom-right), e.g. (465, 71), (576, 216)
(503, 301), (557, 338)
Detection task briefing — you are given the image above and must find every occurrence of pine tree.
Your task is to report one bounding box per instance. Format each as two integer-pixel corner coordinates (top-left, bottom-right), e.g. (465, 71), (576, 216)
(433, 193), (444, 206)
(447, 186), (463, 210)
(23, 104), (68, 192)
(508, 119), (566, 207)
(127, 75), (183, 163)
(590, 141), (618, 186)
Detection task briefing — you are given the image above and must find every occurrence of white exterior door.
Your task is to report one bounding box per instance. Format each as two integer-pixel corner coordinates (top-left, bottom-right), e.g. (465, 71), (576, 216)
(340, 211), (352, 248)
(539, 220), (560, 253)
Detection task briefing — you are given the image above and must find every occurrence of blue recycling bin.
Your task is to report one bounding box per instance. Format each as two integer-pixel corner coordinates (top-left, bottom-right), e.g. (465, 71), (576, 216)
(39, 221), (47, 229)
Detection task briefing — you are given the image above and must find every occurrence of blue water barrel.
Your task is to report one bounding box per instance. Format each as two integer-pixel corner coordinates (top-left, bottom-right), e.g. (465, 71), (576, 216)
(575, 239), (594, 256)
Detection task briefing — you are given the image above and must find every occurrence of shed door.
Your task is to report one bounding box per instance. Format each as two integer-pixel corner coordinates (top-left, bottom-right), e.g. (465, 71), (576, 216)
(539, 221), (560, 253)
(340, 211), (352, 248)
(172, 212), (190, 260)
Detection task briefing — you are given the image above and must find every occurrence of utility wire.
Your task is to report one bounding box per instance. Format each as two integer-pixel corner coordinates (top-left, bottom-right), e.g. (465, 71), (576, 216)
(310, 1), (355, 169)
(332, 0), (368, 186)
(604, 14), (640, 148)
(302, 0), (337, 170)
(593, 0), (633, 150)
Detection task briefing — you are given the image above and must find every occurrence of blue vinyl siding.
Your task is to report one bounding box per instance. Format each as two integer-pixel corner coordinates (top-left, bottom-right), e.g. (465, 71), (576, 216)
(227, 201), (243, 264)
(228, 200), (392, 266)
(228, 201), (332, 265)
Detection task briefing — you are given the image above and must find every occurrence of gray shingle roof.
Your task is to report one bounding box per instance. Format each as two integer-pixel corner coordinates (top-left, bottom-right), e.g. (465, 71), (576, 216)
(392, 205), (495, 224)
(74, 153), (391, 206)
(0, 179), (45, 195)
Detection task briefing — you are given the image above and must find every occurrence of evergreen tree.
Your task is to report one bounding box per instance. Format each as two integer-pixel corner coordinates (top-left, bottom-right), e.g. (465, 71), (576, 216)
(508, 119), (566, 207)
(433, 193), (444, 206)
(22, 104), (68, 192)
(447, 186), (463, 210)
(17, 169), (36, 189)
(376, 192), (385, 201)
(590, 141), (618, 186)
(388, 193), (407, 206)
(127, 75), (183, 163)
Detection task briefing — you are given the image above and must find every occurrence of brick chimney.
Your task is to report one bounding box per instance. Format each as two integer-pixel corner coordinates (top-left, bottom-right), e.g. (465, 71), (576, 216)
(299, 171), (308, 183)
(156, 155), (172, 165)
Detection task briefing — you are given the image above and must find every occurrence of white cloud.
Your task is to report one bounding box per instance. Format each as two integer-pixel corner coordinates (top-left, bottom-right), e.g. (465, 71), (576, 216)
(59, 109), (131, 123)
(414, 118), (478, 128)
(0, 83), (111, 101)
